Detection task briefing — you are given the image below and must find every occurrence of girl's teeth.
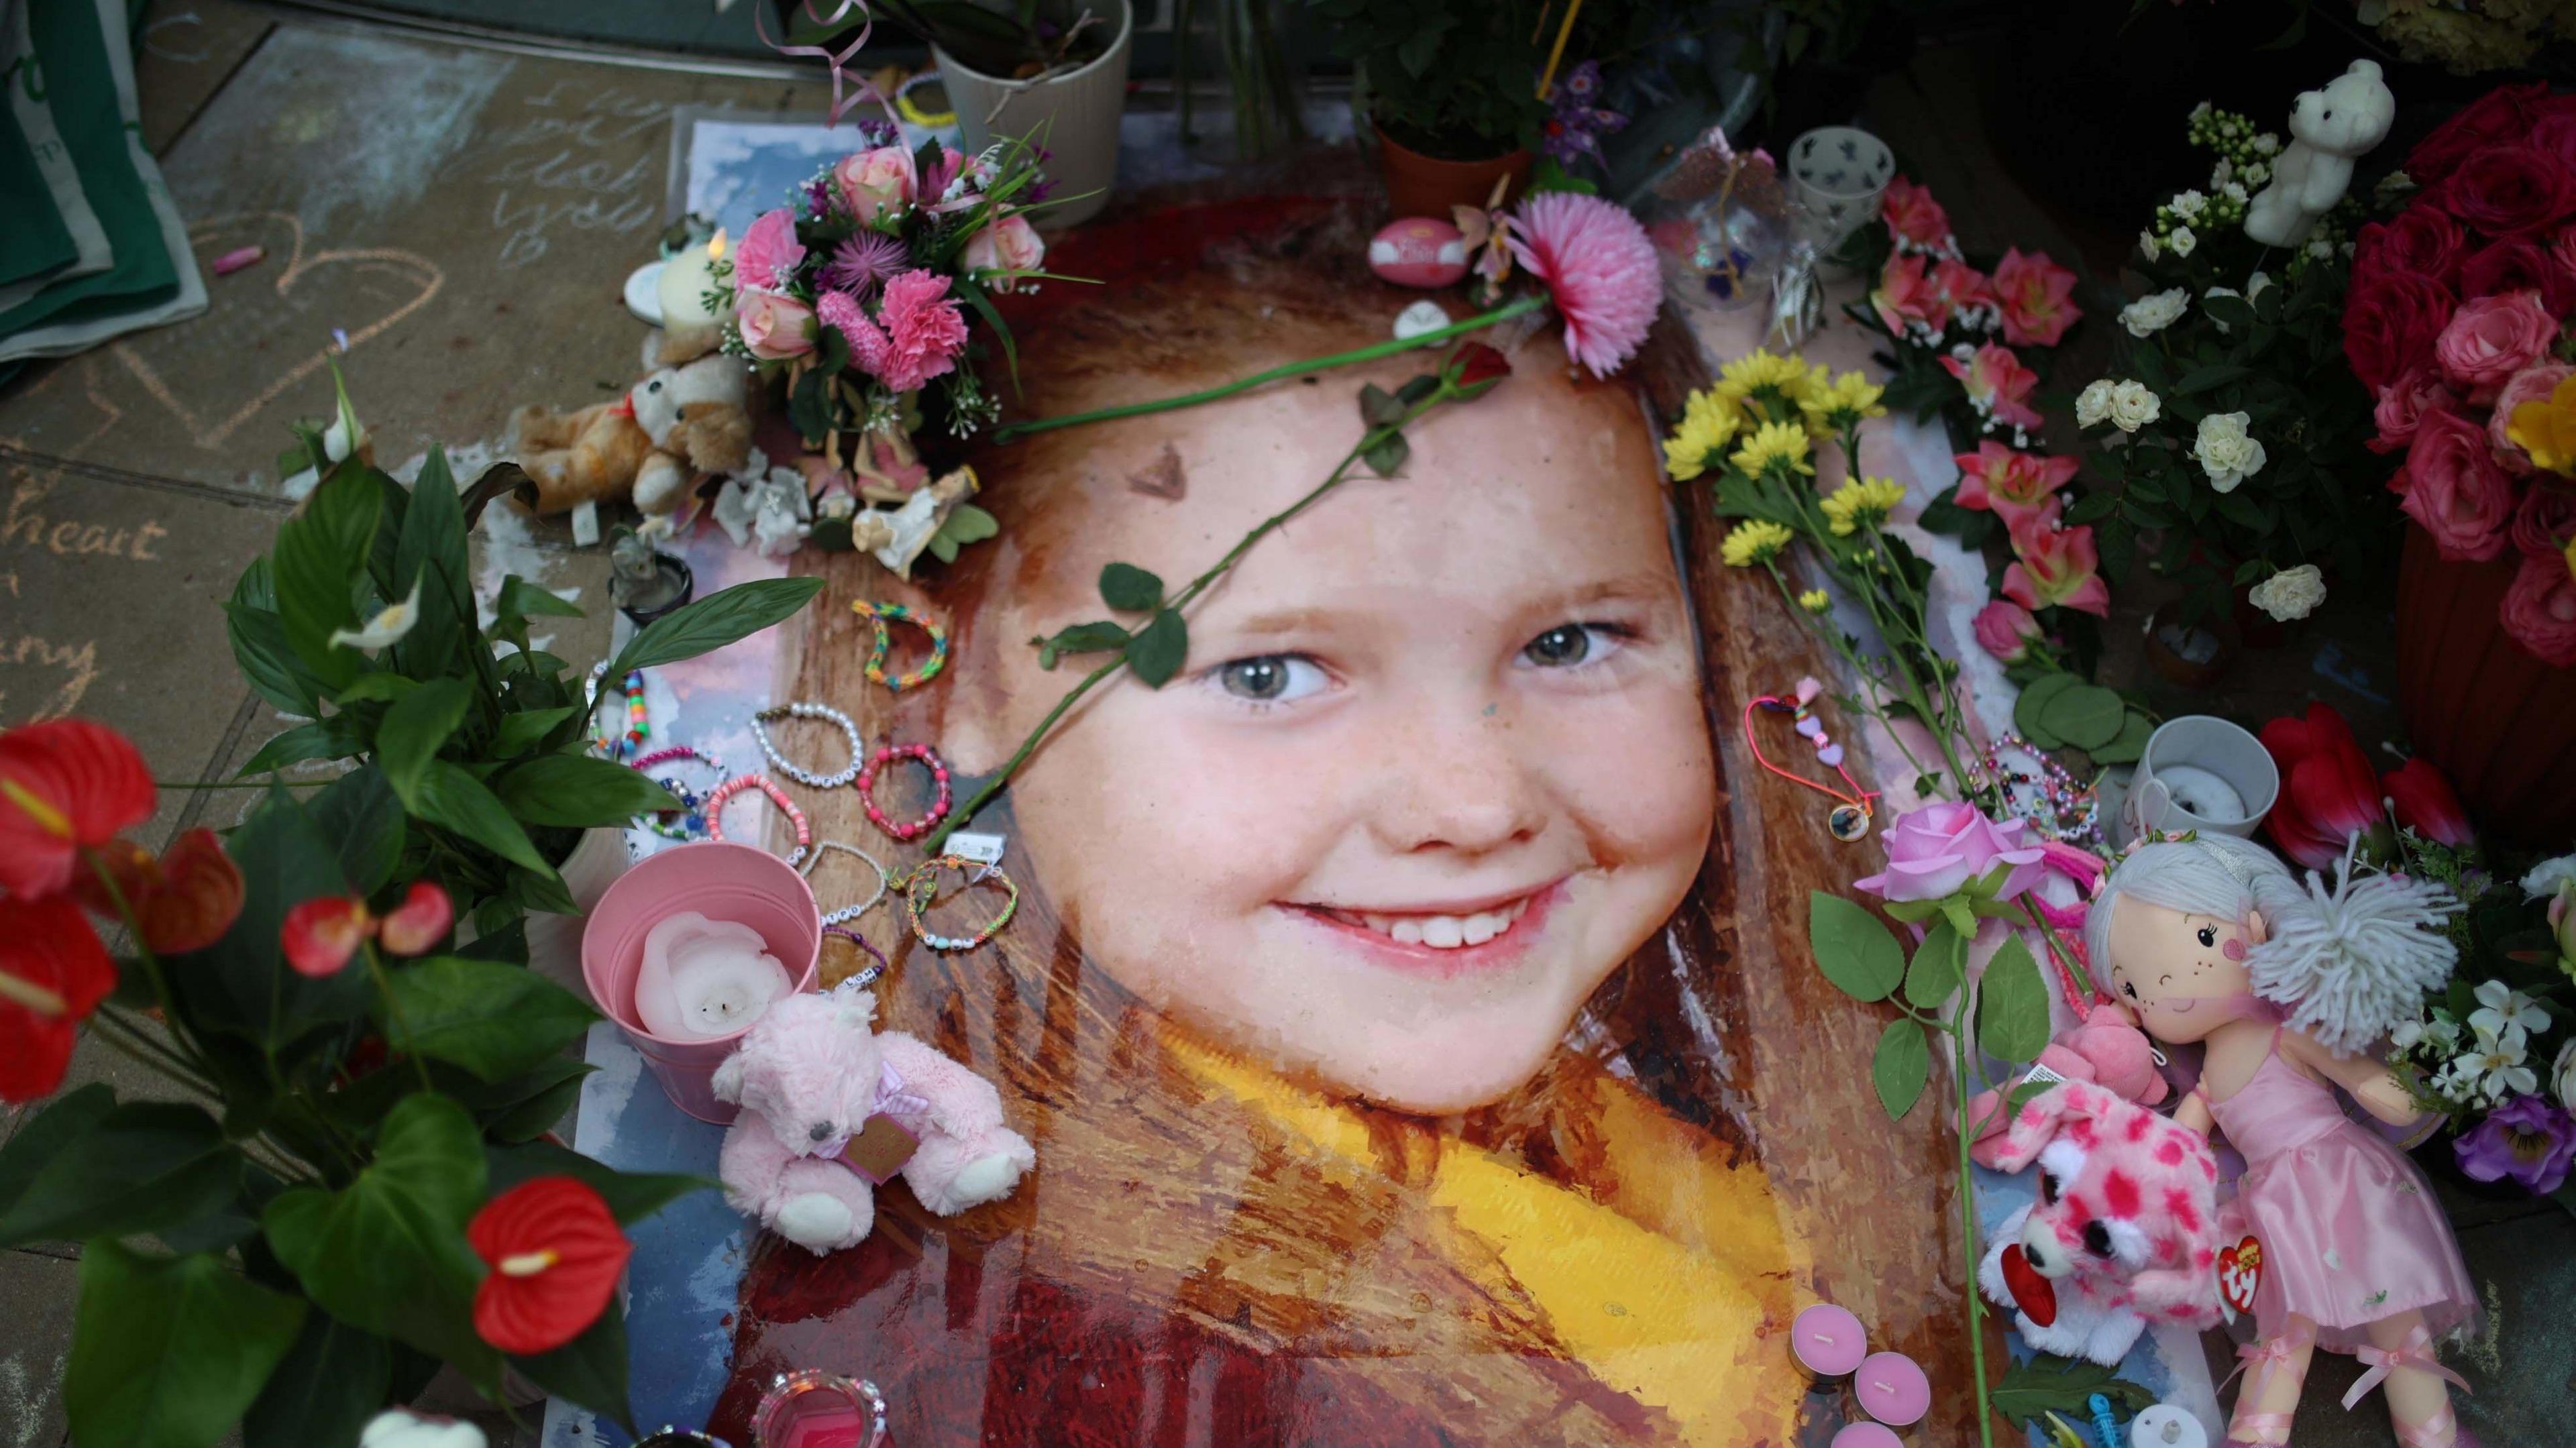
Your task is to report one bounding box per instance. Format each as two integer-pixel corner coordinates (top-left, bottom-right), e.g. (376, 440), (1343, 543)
(1347, 897), (1529, 949)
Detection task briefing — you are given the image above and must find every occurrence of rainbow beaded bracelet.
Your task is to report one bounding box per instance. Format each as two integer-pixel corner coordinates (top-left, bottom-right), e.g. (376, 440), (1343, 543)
(898, 854), (1018, 952)
(589, 665), (650, 761)
(853, 600), (949, 693)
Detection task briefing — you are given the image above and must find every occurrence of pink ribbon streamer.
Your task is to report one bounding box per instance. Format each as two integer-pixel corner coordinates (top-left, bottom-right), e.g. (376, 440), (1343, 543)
(2341, 1325), (2470, 1410)
(873, 1060), (933, 1121)
(755, 0), (900, 129)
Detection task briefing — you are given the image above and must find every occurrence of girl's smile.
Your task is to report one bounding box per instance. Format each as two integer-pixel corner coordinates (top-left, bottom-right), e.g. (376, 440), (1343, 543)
(1287, 877), (1566, 976)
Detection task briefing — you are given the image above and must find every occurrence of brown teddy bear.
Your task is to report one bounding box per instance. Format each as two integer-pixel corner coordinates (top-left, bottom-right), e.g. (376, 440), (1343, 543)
(511, 351), (752, 515)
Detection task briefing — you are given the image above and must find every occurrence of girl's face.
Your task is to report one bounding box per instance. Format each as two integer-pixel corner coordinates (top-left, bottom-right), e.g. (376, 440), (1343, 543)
(950, 347), (1715, 1113)
(2103, 897), (2260, 1045)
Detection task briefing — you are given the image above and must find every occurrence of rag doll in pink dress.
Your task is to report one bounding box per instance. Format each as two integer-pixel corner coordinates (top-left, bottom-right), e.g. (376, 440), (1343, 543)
(2086, 833), (2480, 1448)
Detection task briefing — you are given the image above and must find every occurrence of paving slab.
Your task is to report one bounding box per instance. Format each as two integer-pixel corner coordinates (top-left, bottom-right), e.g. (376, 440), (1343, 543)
(0, 1249), (80, 1448)
(136, 0), (280, 156)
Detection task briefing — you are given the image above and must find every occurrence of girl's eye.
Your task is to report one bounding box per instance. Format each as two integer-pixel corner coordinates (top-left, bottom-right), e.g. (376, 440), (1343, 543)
(2196, 926), (2218, 948)
(1519, 622), (1628, 669)
(1212, 654), (1329, 705)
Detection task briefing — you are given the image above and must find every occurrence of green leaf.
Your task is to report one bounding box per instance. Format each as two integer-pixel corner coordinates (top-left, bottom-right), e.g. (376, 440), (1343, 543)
(376, 676), (473, 807)
(1041, 620), (1131, 664)
(492, 755), (680, 828)
(331, 673), (418, 706)
(1124, 608), (1189, 687)
(65, 1241), (306, 1448)
(484, 1140), (714, 1225)
(0, 1101), (242, 1249)
(415, 761), (553, 874)
(1395, 373), (1440, 406)
(226, 602), (330, 718)
(2039, 683), (2126, 752)
(1362, 431), (1409, 478)
(0, 1085), (114, 1221)
(242, 1313), (391, 1448)
(1988, 1353), (2157, 1425)
(393, 449), (471, 679)
(380, 958), (599, 1081)
(1807, 891), (1904, 1002)
(2090, 710), (2155, 766)
(260, 1095), (498, 1382)
(1098, 561), (1165, 612)
(234, 720), (353, 778)
(493, 705), (580, 757)
(606, 577), (826, 677)
(1357, 383), (1405, 428)
(497, 574), (584, 621)
(1939, 895), (1978, 946)
(1903, 921), (1966, 1010)
(473, 1058), (596, 1143)
(270, 467), (382, 689)
(513, 1296), (635, 1432)
(2013, 671), (2078, 750)
(164, 785), (373, 1052)
(1873, 1017), (1931, 1120)
(307, 766), (407, 896)
(1978, 934), (2053, 1063)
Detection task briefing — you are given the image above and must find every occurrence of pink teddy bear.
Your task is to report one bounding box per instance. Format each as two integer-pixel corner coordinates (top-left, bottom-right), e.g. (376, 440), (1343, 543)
(1976, 1079), (2224, 1365)
(713, 983), (1035, 1254)
(1967, 1002), (2169, 1168)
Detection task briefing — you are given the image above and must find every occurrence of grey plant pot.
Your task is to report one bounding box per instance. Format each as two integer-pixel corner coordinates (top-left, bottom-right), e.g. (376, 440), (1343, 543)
(934, 0), (1133, 229)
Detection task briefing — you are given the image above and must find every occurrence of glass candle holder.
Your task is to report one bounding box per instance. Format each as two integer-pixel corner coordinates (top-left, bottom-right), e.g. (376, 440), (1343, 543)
(751, 1370), (888, 1448)
(636, 1432), (733, 1448)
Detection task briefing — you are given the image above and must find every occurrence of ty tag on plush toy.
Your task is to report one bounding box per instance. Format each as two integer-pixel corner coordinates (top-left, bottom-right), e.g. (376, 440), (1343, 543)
(2216, 1234), (2262, 1325)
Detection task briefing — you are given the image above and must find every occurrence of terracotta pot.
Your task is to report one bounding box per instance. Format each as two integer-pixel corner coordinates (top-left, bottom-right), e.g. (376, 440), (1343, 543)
(1373, 124), (1531, 221)
(2394, 528), (2576, 846)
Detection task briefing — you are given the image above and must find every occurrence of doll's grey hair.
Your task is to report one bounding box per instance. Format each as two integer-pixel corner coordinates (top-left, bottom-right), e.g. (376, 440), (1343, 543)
(2086, 832), (2459, 1053)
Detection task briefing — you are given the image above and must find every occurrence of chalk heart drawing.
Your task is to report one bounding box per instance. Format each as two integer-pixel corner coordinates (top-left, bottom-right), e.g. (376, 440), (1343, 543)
(109, 213), (443, 451)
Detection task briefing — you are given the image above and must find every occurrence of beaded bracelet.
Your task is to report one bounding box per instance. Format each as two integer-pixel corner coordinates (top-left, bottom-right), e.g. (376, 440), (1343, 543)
(800, 840), (890, 925)
(821, 924), (890, 990)
(751, 702), (863, 789)
(589, 665), (650, 761)
(899, 855), (1018, 952)
(856, 742), (953, 842)
(852, 601), (949, 693)
(631, 745), (727, 842)
(702, 773), (811, 867)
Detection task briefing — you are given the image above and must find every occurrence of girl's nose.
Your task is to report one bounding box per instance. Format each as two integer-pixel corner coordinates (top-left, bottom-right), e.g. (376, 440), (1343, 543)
(1370, 705), (1545, 856)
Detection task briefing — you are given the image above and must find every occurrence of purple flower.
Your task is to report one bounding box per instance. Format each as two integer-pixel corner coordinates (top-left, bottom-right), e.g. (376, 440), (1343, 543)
(823, 231), (908, 297)
(2455, 1093), (2576, 1194)
(1854, 801), (2047, 905)
(1542, 61), (1627, 169)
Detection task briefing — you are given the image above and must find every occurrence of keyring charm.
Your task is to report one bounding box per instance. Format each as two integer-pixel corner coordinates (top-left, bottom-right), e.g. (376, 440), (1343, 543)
(899, 854), (1018, 952)
(1743, 676), (1878, 844)
(857, 742), (952, 842)
(752, 702), (863, 788)
(589, 664), (650, 762)
(800, 840), (890, 924)
(703, 773), (812, 867)
(821, 924), (890, 989)
(631, 745), (727, 841)
(851, 601), (949, 693)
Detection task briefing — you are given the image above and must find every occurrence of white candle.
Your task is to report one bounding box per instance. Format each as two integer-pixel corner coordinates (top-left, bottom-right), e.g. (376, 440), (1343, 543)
(657, 230), (728, 331)
(633, 910), (792, 1041)
(2155, 763), (2248, 824)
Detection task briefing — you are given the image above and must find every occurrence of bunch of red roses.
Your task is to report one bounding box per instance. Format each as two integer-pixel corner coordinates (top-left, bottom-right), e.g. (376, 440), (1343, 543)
(2347, 82), (2576, 667)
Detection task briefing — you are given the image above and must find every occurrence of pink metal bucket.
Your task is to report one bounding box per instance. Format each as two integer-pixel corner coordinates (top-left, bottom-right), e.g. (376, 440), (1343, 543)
(581, 842), (820, 1123)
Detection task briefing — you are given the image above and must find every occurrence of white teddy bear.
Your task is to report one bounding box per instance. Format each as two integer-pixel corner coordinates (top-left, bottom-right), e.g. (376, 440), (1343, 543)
(2243, 60), (2395, 249)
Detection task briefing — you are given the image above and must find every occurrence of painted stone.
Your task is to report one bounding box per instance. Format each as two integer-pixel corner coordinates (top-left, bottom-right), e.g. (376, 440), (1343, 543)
(1366, 217), (1468, 288)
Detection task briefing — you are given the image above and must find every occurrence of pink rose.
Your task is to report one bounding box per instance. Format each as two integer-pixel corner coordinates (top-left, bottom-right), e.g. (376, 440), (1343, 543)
(1973, 600), (2043, 664)
(1871, 253), (1953, 335)
(733, 208), (806, 294)
(735, 288), (816, 361)
(2433, 290), (2558, 403)
(1882, 176), (1951, 252)
(1854, 801), (2045, 904)
(2000, 496), (2111, 617)
(833, 146), (917, 225)
(2394, 408), (2515, 561)
(961, 212), (1045, 278)
(2500, 549), (2576, 667)
(1953, 441), (2078, 531)
(2492, 364), (2573, 475)
(2512, 478), (2576, 558)
(1992, 247), (2082, 348)
(2369, 367), (2459, 455)
(1942, 343), (2044, 433)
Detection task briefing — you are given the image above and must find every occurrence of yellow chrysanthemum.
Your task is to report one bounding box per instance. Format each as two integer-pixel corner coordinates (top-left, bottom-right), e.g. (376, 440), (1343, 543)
(1715, 349), (1813, 423)
(1798, 589), (1831, 614)
(1721, 519), (1796, 569)
(2508, 373), (2576, 477)
(1729, 420), (1815, 479)
(1820, 477), (1907, 537)
(1662, 389), (1743, 482)
(1799, 370), (1890, 437)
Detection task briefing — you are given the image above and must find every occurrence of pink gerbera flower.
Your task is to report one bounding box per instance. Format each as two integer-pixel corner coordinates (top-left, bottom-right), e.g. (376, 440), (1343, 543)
(1504, 191), (1660, 377)
(857, 269), (971, 393)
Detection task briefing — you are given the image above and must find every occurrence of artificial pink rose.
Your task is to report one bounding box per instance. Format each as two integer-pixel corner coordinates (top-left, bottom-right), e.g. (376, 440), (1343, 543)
(2458, 236), (2576, 315)
(1935, 258), (1996, 315)
(833, 146), (917, 225)
(2512, 476), (2576, 557)
(2440, 146), (2575, 239)
(2355, 207), (2469, 290)
(2493, 363), (2574, 475)
(2434, 290), (2558, 403)
(2500, 548), (2576, 667)
(2395, 408), (2516, 561)
(1882, 176), (1951, 252)
(2369, 367), (2459, 455)
(1973, 599), (2043, 664)
(1942, 343), (2044, 433)
(733, 208), (806, 294)
(961, 212), (1045, 277)
(2343, 270), (2457, 392)
(1871, 253), (1953, 335)
(1854, 800), (2046, 904)
(735, 289), (816, 361)
(2000, 496), (2112, 618)
(2406, 83), (2548, 188)
(1992, 247), (2083, 348)
(1953, 441), (2078, 531)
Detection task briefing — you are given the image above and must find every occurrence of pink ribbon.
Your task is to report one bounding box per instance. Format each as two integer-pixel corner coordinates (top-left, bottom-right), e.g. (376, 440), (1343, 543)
(2219, 1333), (2303, 1395)
(2341, 1325), (2469, 1410)
(874, 1060), (932, 1121)
(755, 0), (900, 129)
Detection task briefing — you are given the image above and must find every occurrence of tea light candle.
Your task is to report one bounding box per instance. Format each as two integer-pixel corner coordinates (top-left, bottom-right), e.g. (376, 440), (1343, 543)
(1856, 1351), (1931, 1427)
(1831, 1424), (1903, 1448)
(751, 1371), (885, 1448)
(1790, 1303), (1869, 1380)
(633, 911), (792, 1041)
(2153, 763), (2247, 824)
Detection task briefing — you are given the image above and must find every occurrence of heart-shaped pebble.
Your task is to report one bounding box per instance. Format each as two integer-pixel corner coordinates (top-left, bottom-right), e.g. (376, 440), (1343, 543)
(1795, 716), (1823, 738)
(1819, 743), (1845, 767)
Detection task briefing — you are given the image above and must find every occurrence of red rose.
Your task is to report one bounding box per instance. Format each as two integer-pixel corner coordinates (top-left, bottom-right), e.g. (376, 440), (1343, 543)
(2369, 367), (2458, 455)
(2406, 83), (2548, 188)
(2554, 226), (2576, 282)
(2439, 146), (2575, 239)
(2458, 236), (2576, 315)
(2513, 478), (2576, 557)
(2499, 549), (2576, 667)
(2343, 271), (2458, 392)
(2530, 104), (2576, 176)
(2355, 207), (2469, 290)
(2394, 409), (2516, 561)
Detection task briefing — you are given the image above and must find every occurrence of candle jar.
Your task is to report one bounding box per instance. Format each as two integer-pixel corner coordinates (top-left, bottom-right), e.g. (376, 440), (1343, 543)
(751, 1370), (887, 1448)
(1788, 1302), (1868, 1383)
(1854, 1351), (1931, 1429)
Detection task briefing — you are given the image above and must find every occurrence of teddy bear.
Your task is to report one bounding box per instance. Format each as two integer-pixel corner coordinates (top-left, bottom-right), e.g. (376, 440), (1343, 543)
(1975, 1080), (2224, 1366)
(712, 982), (1035, 1254)
(511, 349), (751, 516)
(1967, 1002), (2169, 1167)
(2243, 59), (2394, 248)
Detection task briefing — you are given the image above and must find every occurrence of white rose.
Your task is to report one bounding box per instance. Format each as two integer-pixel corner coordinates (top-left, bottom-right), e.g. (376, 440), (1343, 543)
(2170, 225), (2198, 258)
(2243, 160), (2269, 187)
(2522, 854), (2576, 897)
(2253, 132), (2280, 156)
(2120, 288), (2188, 338)
(2194, 410), (2266, 492)
(2139, 227), (2162, 262)
(2108, 380), (2161, 433)
(2557, 1038), (2576, 1113)
(2203, 285), (2242, 333)
(2248, 563), (2325, 622)
(2171, 189), (2208, 219)
(2076, 378), (2116, 429)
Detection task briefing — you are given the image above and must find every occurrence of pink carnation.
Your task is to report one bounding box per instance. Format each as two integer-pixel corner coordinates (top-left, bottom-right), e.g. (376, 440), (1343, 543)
(848, 269), (970, 394)
(734, 208), (806, 293)
(1505, 191), (1660, 377)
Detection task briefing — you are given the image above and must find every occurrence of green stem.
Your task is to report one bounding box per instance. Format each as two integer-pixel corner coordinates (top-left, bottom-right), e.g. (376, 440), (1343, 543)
(1953, 990), (1997, 1448)
(362, 942), (438, 1095)
(989, 294), (1546, 443)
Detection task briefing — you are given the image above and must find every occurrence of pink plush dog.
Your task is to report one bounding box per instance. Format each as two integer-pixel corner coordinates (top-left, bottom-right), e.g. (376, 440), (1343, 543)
(1968, 1003), (2169, 1167)
(1975, 1080), (2223, 1364)
(713, 983), (1035, 1254)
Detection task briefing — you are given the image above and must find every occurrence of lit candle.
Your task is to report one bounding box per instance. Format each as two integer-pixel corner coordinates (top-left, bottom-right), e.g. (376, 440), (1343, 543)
(633, 910), (792, 1041)
(1831, 1424), (1903, 1448)
(1855, 1351), (1931, 1428)
(657, 229), (729, 332)
(751, 1370), (886, 1448)
(1790, 1303), (1869, 1381)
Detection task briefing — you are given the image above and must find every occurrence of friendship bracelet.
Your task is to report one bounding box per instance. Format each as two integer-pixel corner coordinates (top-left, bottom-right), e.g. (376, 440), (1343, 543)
(800, 840), (890, 924)
(821, 924), (889, 989)
(852, 601), (949, 693)
(631, 745), (727, 842)
(588, 665), (650, 761)
(702, 773), (812, 867)
(899, 855), (1018, 952)
(857, 742), (953, 842)
(1744, 677), (1878, 842)
(752, 702), (863, 789)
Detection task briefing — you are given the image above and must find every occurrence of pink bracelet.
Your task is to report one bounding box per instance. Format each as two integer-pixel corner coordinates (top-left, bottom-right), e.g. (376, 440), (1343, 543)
(857, 743), (952, 843)
(703, 773), (812, 867)
(632, 744), (722, 773)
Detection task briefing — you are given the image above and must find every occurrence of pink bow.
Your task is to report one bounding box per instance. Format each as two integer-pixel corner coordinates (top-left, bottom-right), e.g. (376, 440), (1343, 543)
(2220, 1331), (2308, 1394)
(2341, 1325), (2469, 1410)
(755, 0), (900, 129)
(875, 1060), (932, 1121)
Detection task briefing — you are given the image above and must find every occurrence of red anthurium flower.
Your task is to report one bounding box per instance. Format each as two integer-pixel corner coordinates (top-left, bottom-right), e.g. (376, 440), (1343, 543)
(0, 720), (154, 899)
(283, 897), (375, 978)
(0, 895), (118, 1104)
(72, 828), (245, 955)
(2259, 703), (2393, 870)
(2382, 757), (2475, 846)
(468, 1176), (633, 1355)
(377, 882), (455, 957)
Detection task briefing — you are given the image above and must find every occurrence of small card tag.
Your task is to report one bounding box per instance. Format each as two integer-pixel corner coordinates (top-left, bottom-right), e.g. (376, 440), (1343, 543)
(2020, 1061), (2070, 1089)
(837, 1113), (920, 1184)
(570, 500), (602, 547)
(945, 831), (1006, 866)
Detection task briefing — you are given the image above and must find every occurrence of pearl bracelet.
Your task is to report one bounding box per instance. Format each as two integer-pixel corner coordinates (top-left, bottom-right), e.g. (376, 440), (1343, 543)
(702, 773), (811, 867)
(751, 702), (863, 789)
